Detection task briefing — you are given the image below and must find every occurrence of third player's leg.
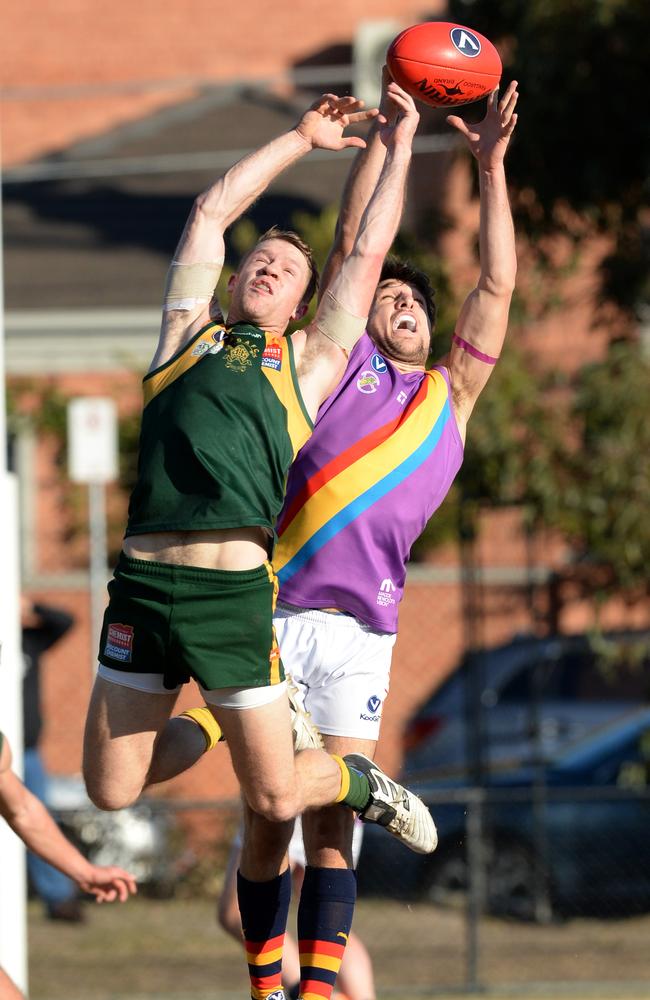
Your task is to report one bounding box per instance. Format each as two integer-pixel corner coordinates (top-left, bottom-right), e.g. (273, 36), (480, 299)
(303, 735), (377, 869)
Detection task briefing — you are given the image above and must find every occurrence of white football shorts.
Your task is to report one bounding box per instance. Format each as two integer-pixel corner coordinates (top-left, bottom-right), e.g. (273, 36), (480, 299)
(273, 601), (396, 741)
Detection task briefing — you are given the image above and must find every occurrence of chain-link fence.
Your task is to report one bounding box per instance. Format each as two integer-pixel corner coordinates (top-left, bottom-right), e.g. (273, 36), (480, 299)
(25, 784), (650, 999)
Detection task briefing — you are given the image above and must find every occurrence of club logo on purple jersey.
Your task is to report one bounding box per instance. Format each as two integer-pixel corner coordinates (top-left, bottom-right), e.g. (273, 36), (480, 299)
(371, 354), (388, 374)
(376, 577), (397, 607)
(357, 370), (380, 394)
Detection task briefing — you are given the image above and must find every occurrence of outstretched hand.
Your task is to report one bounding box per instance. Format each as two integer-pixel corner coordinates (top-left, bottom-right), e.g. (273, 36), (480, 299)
(377, 79), (420, 151)
(78, 864), (138, 903)
(295, 94), (379, 152)
(447, 80), (519, 170)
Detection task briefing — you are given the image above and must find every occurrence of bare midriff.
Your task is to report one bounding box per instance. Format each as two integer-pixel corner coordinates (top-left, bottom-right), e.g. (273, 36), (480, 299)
(122, 527), (269, 571)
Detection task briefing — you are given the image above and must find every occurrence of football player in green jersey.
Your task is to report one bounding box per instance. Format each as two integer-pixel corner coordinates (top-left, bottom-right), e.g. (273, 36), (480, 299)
(82, 82), (437, 1000)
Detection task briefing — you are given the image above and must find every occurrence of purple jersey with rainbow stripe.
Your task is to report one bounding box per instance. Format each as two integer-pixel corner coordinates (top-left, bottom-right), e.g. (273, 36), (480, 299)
(274, 333), (464, 632)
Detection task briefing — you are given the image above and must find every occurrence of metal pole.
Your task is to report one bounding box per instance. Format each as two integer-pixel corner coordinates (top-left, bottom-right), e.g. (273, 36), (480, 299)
(459, 500), (486, 992)
(530, 652), (552, 923)
(88, 481), (107, 671)
(464, 788), (485, 993)
(0, 161), (28, 996)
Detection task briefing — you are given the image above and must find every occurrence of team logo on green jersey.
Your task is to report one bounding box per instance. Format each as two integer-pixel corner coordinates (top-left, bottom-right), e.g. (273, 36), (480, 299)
(224, 337), (260, 373)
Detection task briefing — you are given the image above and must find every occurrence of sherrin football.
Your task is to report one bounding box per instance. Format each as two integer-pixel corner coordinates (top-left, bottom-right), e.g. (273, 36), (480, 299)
(387, 21), (502, 108)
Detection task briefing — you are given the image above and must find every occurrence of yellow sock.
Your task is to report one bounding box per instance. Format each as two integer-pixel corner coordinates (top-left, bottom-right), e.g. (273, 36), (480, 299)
(179, 707), (223, 751)
(332, 754), (351, 803)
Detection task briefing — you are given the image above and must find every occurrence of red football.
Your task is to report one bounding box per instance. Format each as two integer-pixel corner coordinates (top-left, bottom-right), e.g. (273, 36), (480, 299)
(387, 21), (502, 108)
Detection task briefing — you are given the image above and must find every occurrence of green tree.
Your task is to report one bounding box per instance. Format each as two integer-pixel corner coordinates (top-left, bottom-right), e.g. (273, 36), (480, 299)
(449, 0), (650, 316)
(550, 341), (650, 597)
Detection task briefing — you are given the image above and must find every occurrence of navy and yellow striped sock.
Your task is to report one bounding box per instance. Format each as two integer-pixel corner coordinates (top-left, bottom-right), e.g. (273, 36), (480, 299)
(297, 866), (356, 1000)
(238, 868), (291, 1000)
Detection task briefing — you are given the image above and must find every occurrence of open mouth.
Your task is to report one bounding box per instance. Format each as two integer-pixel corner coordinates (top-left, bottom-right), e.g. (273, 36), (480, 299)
(392, 312), (417, 333)
(251, 279), (273, 295)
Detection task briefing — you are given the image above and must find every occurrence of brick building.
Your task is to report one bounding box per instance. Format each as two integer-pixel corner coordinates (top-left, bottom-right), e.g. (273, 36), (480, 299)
(3, 0), (648, 804)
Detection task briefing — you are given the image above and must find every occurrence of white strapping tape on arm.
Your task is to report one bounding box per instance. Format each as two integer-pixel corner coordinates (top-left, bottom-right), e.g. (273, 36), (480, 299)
(163, 259), (224, 312)
(314, 289), (367, 355)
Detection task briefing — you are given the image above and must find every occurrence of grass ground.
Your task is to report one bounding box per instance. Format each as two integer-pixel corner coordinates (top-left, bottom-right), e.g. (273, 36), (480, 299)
(27, 896), (650, 1000)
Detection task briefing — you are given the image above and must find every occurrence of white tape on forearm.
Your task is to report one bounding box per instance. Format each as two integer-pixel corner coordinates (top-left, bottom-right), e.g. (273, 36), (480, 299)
(163, 260), (223, 312)
(314, 290), (367, 354)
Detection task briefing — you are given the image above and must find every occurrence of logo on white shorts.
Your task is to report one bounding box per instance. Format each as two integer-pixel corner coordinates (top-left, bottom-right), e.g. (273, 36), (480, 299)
(360, 693), (382, 723)
(376, 578), (397, 608)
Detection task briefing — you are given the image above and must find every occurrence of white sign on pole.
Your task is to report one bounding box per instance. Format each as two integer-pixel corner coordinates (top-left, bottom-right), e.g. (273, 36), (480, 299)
(67, 397), (118, 484)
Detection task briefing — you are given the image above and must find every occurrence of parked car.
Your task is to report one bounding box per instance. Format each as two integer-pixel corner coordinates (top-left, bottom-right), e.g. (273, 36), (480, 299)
(358, 708), (650, 920)
(403, 630), (650, 782)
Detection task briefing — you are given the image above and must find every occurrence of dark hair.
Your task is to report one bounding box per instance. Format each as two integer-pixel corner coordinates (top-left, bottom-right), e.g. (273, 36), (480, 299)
(254, 226), (320, 307)
(379, 256), (437, 327)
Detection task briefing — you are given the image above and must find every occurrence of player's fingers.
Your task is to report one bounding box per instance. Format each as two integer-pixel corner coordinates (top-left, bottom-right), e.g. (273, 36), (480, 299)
(386, 81), (413, 102)
(311, 93), (337, 113)
(112, 869), (137, 897)
(446, 115), (470, 137)
(503, 112), (518, 136)
(346, 108), (379, 124)
(334, 96), (364, 114)
(501, 89), (519, 123)
(341, 137), (367, 150)
(118, 878), (133, 901)
(386, 89), (415, 113)
(498, 80), (518, 114)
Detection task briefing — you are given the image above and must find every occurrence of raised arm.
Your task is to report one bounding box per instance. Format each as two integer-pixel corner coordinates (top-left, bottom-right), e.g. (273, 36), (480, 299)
(319, 67), (396, 296)
(295, 83), (420, 413)
(151, 94), (378, 371)
(0, 737), (137, 903)
(445, 81), (519, 433)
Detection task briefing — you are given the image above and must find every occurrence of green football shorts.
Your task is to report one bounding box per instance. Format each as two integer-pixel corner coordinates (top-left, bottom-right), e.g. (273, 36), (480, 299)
(97, 553), (283, 691)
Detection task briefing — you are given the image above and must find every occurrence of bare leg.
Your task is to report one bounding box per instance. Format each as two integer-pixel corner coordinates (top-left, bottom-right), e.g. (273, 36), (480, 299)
(211, 693), (342, 841)
(302, 735), (376, 870)
(145, 715), (209, 784)
(82, 677), (179, 809)
(337, 932), (376, 1000)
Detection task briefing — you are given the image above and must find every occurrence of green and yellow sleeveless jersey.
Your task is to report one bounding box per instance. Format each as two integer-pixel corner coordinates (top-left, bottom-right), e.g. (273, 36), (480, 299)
(126, 321), (313, 539)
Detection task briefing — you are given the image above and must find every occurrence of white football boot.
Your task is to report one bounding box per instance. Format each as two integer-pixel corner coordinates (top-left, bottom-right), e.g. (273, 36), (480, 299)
(343, 752), (438, 855)
(286, 674), (323, 751)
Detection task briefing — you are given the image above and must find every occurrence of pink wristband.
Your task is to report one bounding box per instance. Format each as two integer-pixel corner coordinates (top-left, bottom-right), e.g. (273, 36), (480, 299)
(453, 333), (499, 365)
